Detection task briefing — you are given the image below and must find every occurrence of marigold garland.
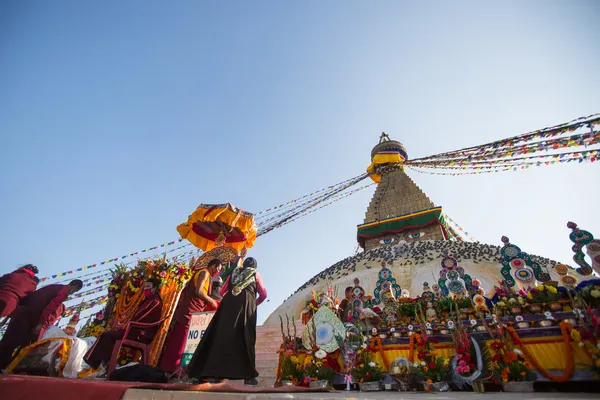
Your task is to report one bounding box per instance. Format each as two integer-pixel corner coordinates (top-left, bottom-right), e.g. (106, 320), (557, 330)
(369, 336), (389, 370)
(408, 333), (419, 362)
(507, 322), (574, 383)
(113, 289), (143, 328)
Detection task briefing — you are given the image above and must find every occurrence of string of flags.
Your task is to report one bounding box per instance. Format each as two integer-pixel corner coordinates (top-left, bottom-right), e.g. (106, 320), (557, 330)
(255, 173), (369, 219)
(443, 213), (477, 242)
(67, 283), (109, 301)
(407, 150), (598, 176)
(410, 114), (600, 163)
(63, 296), (108, 317)
(40, 239), (190, 283)
(258, 181), (375, 236)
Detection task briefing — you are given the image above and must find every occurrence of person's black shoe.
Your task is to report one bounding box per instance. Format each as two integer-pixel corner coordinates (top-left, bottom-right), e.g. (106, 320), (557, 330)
(244, 377), (259, 386)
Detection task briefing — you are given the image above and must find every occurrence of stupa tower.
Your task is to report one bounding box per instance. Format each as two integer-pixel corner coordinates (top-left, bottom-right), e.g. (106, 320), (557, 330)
(358, 133), (448, 251)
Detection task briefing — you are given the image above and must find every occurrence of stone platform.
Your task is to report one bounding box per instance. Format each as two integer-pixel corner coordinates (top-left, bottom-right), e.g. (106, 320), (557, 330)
(121, 391), (600, 400)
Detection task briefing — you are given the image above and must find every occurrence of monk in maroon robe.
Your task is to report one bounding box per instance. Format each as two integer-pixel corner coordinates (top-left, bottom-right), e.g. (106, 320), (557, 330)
(84, 279), (163, 370)
(0, 279), (83, 370)
(0, 264), (39, 318)
(159, 258), (222, 373)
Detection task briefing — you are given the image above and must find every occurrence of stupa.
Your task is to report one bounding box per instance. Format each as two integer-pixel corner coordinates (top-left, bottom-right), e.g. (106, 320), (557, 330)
(264, 133), (594, 324)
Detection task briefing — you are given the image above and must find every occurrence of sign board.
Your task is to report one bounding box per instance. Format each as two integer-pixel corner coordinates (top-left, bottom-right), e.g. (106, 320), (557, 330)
(181, 311), (215, 367)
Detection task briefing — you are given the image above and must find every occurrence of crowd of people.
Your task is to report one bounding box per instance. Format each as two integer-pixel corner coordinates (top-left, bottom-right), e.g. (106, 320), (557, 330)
(0, 257), (268, 385)
(0, 264), (83, 370)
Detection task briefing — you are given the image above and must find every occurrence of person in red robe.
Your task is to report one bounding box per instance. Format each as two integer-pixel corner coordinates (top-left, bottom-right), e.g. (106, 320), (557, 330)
(84, 279), (163, 371)
(0, 279), (83, 370)
(0, 264), (39, 318)
(337, 286), (353, 320)
(159, 258), (223, 374)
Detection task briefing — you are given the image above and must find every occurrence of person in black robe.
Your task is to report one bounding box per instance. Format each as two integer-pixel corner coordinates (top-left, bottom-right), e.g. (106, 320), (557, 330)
(186, 257), (267, 386)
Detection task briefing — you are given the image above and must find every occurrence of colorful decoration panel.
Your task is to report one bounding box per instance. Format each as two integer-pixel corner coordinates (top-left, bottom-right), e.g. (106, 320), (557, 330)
(499, 236), (551, 287)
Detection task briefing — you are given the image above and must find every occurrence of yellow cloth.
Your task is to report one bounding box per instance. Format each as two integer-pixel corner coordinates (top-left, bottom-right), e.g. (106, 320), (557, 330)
(366, 153), (406, 183)
(194, 268), (211, 294)
(276, 336), (595, 379)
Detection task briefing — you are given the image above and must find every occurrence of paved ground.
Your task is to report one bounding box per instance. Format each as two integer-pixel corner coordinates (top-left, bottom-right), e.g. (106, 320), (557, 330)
(122, 390), (600, 400)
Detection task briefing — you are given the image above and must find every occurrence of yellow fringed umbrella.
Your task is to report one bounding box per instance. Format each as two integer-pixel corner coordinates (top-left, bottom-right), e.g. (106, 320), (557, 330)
(177, 203), (256, 253)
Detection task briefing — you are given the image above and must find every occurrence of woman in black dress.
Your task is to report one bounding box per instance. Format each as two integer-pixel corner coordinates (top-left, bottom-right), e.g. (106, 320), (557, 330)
(186, 257), (267, 385)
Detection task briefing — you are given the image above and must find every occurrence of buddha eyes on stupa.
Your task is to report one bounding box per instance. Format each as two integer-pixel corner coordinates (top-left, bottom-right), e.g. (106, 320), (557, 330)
(379, 238), (396, 245)
(406, 232), (427, 240)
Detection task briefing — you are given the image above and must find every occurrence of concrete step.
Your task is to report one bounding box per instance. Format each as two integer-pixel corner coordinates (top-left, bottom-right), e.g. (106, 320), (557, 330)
(255, 351), (280, 361)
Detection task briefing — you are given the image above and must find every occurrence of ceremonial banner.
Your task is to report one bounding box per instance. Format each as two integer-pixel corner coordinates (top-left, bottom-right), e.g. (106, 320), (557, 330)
(181, 311), (215, 367)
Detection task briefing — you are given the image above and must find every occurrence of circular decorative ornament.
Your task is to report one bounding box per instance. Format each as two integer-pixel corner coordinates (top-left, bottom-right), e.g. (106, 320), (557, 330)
(510, 258), (526, 269)
(503, 245), (520, 258)
(442, 256), (457, 269)
(447, 270), (459, 280)
(447, 280), (464, 294)
(554, 264), (569, 276)
(473, 294), (485, 305)
(514, 268), (534, 283)
(560, 275), (578, 287)
(380, 269), (391, 279)
(588, 242), (600, 252)
(439, 270), (448, 279)
(422, 291), (434, 302)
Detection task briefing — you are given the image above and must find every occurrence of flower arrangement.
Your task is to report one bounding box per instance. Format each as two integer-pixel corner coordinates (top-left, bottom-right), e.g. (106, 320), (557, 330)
(410, 334), (450, 384)
(489, 327), (536, 382)
(302, 349), (335, 385)
(455, 296), (473, 310)
(435, 297), (453, 316)
(527, 284), (562, 304)
(78, 311), (106, 338)
(351, 351), (384, 383)
(277, 314), (304, 384)
(453, 332), (477, 377)
(279, 351), (304, 384)
(397, 297), (419, 319)
(577, 282), (600, 309)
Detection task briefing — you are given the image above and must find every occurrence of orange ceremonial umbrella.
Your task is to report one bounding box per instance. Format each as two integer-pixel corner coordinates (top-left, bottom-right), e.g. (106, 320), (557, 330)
(177, 203), (256, 253)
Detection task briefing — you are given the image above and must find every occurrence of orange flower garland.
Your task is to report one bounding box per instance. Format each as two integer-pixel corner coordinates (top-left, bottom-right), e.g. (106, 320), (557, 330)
(507, 322), (574, 383)
(369, 336), (389, 370)
(113, 288), (144, 328)
(408, 333), (420, 362)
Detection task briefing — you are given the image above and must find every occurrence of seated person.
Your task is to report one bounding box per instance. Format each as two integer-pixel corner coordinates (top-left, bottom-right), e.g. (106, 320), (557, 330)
(205, 276), (223, 312)
(84, 279), (163, 371)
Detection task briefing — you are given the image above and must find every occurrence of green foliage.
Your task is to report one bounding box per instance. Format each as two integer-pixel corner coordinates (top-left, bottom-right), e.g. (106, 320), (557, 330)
(351, 351), (384, 383)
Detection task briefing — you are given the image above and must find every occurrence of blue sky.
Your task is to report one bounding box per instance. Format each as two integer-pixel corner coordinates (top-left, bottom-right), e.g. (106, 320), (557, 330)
(1, 1), (598, 324)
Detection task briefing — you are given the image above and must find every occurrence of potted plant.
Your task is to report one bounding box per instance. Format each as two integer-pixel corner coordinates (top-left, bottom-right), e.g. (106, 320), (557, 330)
(489, 333), (536, 391)
(410, 333), (451, 391)
(397, 298), (418, 323)
(450, 313), (491, 392)
(277, 314), (303, 386)
(278, 352), (303, 386)
(303, 349), (335, 388)
(527, 284), (563, 312)
(352, 351), (384, 391)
